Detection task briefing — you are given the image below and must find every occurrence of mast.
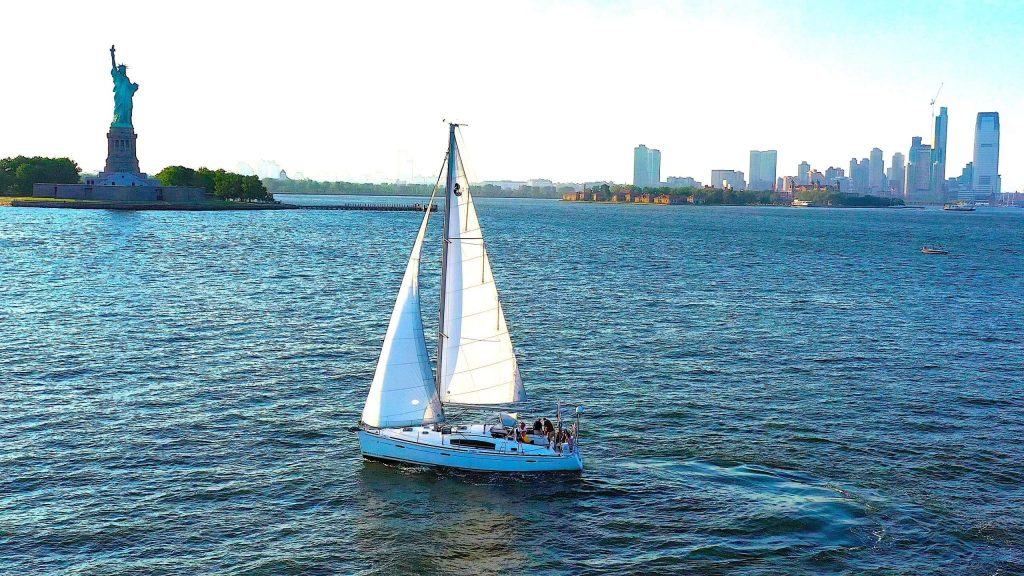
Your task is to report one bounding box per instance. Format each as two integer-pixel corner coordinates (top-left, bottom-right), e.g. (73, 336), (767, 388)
(436, 123), (458, 397)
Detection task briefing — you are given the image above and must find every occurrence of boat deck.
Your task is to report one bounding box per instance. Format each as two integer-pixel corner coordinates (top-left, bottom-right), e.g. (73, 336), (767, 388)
(359, 423), (583, 472)
(379, 424), (567, 456)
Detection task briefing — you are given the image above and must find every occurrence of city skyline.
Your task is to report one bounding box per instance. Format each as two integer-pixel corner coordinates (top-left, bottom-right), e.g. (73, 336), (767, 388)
(1, 1), (1021, 190)
(619, 100), (1001, 203)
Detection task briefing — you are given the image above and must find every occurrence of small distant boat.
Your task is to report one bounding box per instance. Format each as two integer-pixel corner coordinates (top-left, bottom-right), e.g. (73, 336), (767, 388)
(792, 199), (816, 207)
(921, 246), (949, 255)
(943, 200), (976, 211)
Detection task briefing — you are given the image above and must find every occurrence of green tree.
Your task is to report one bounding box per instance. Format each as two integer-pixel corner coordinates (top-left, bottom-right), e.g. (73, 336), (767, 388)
(193, 168), (218, 193)
(212, 170), (241, 199)
(155, 165), (196, 187)
(0, 156), (81, 195)
(240, 175), (270, 201)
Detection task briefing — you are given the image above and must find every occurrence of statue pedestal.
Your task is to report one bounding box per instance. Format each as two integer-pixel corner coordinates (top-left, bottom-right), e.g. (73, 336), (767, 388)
(101, 127), (140, 176)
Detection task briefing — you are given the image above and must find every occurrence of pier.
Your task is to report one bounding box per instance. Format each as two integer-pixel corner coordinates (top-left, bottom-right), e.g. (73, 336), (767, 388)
(296, 202), (436, 212)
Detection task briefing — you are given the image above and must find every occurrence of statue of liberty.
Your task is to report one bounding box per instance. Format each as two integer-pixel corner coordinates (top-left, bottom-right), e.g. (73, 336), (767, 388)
(109, 45), (138, 128)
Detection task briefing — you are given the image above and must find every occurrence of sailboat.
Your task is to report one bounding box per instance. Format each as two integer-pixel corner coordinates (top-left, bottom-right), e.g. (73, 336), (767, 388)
(358, 124), (584, 473)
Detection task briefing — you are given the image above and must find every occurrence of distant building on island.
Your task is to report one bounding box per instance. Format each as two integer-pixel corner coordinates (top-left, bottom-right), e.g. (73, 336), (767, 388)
(481, 180), (528, 190)
(793, 182), (839, 193)
(710, 169), (745, 190)
(633, 145), (661, 188)
(665, 176), (701, 189)
(562, 188), (685, 205)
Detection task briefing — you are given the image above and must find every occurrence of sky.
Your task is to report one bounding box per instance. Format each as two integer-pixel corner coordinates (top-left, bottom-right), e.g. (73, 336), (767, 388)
(2, 0), (1022, 189)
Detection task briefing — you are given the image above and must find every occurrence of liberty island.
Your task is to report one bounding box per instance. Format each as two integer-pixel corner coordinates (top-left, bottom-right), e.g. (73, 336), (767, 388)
(27, 45), (209, 204)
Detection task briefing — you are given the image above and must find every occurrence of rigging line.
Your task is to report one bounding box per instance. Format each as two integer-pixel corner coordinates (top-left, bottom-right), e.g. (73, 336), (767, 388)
(424, 150), (448, 214)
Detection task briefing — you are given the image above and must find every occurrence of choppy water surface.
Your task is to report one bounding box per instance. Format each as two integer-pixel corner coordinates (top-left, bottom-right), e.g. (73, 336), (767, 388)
(1, 196), (1022, 575)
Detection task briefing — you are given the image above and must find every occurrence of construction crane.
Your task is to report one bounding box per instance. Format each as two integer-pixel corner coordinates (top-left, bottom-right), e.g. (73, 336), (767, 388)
(930, 82), (944, 122)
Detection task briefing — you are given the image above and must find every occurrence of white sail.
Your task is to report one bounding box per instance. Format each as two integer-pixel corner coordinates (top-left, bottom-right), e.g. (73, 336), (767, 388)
(361, 204), (444, 428)
(437, 137), (525, 405)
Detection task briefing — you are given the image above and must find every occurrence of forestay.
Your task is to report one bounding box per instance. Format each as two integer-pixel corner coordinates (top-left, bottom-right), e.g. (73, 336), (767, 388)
(437, 139), (526, 405)
(361, 200), (444, 428)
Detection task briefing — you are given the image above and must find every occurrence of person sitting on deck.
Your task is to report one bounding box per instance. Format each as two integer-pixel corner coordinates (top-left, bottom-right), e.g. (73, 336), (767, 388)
(533, 419), (543, 433)
(516, 422), (530, 443)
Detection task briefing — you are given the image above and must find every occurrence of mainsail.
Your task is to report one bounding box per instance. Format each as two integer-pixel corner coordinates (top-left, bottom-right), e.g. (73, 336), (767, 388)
(437, 130), (526, 405)
(361, 199), (444, 428)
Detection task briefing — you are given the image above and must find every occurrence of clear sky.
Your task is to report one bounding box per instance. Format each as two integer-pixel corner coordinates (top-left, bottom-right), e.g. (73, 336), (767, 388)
(2, 0), (1021, 189)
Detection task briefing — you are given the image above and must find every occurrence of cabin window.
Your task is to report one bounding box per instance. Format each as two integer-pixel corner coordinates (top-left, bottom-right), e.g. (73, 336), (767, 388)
(450, 439), (496, 450)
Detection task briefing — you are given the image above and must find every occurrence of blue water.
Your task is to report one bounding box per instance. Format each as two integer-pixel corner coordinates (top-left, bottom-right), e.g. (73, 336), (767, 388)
(1, 196), (1022, 575)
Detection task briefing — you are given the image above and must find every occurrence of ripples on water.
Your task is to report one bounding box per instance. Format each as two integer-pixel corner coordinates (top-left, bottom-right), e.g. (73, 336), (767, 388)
(1, 197), (1022, 574)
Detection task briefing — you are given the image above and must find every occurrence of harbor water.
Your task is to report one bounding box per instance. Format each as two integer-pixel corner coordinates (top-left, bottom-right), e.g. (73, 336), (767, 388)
(1, 196), (1022, 574)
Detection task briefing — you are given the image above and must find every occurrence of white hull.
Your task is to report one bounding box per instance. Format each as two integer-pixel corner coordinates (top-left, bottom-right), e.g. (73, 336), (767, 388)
(359, 425), (583, 473)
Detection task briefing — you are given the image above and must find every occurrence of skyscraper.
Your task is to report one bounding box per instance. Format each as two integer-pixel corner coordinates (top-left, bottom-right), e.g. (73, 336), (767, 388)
(825, 166), (845, 185)
(749, 150), (778, 190)
(890, 152), (905, 197)
(797, 161), (810, 185)
(633, 144), (662, 188)
(869, 148), (884, 193)
(931, 107), (949, 200)
(957, 162), (974, 201)
(650, 149), (661, 187)
(971, 112), (1000, 200)
(906, 136), (933, 202)
(848, 158), (869, 194)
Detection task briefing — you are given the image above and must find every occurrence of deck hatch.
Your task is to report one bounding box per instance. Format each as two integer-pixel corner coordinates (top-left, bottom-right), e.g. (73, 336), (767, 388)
(450, 439), (497, 450)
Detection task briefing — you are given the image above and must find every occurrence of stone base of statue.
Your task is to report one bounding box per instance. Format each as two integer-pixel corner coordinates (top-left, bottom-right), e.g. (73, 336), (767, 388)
(32, 126), (210, 203)
(101, 127), (141, 175)
(32, 180), (209, 203)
